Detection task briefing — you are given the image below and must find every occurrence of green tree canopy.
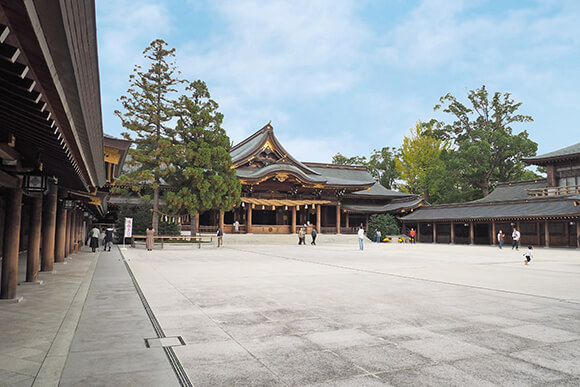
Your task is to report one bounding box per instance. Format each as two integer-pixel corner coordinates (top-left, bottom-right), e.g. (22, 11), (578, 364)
(164, 81), (241, 232)
(367, 214), (399, 240)
(114, 39), (183, 233)
(396, 123), (449, 203)
(430, 85), (538, 197)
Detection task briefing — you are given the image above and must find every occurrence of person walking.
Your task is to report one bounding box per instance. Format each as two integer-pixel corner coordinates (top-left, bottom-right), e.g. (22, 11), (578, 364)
(311, 227), (317, 245)
(217, 227), (223, 247)
(375, 229), (382, 243)
(145, 226), (154, 251)
(497, 229), (505, 249)
(89, 225), (100, 252)
(512, 227), (521, 251)
(104, 226), (114, 252)
(409, 228), (416, 244)
(523, 245), (533, 265)
(358, 225), (365, 251)
(233, 220), (239, 233)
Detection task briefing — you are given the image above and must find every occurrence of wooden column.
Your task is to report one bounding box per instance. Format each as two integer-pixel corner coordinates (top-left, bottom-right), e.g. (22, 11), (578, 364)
(576, 221), (580, 248)
(41, 183), (58, 272)
(544, 221), (550, 247)
(64, 208), (72, 257)
(536, 220), (541, 246)
(194, 213), (200, 235)
(26, 195), (43, 283)
(1, 187), (23, 299)
(316, 204), (321, 233)
(336, 204), (341, 234)
(55, 205), (67, 263)
(432, 223), (436, 243)
(491, 222), (496, 245)
(345, 213), (350, 229)
(450, 222), (455, 244)
(417, 223), (421, 243)
(219, 210), (224, 230)
(565, 221), (570, 247)
(469, 223), (475, 245)
(247, 205), (252, 233)
(291, 206), (296, 234)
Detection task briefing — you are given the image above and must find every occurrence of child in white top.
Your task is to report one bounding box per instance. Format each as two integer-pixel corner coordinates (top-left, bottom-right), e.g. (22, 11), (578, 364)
(523, 245), (533, 265)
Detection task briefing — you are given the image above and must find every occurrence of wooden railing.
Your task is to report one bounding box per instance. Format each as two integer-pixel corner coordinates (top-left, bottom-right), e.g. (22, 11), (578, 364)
(527, 184), (580, 197)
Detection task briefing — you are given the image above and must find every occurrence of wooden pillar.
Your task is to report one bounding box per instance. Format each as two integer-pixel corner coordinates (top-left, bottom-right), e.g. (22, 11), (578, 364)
(291, 206), (296, 234)
(491, 222), (496, 245)
(536, 220), (541, 246)
(194, 213), (200, 235)
(565, 221), (570, 247)
(365, 214), (369, 230)
(417, 223), (421, 243)
(432, 223), (436, 243)
(450, 222), (455, 244)
(55, 205), (67, 263)
(469, 222), (475, 245)
(576, 220), (580, 248)
(544, 221), (550, 247)
(247, 205), (252, 233)
(1, 187), (23, 299)
(41, 183), (58, 272)
(26, 195), (43, 283)
(219, 210), (224, 230)
(336, 203), (341, 234)
(316, 204), (321, 233)
(345, 213), (349, 229)
(65, 208), (72, 257)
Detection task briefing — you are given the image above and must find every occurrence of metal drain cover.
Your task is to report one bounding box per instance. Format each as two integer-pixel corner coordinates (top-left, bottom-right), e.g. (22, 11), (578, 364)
(145, 336), (185, 348)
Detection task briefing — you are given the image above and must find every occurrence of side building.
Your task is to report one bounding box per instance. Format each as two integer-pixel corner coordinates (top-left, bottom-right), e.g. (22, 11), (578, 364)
(400, 142), (580, 248)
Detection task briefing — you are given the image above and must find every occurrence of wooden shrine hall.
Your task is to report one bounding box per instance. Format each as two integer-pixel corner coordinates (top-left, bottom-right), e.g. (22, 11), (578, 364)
(400, 142), (580, 248)
(193, 123), (424, 234)
(0, 1), (126, 300)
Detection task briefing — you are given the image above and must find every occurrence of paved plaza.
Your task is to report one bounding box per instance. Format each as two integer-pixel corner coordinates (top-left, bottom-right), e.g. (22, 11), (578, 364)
(1, 237), (580, 386)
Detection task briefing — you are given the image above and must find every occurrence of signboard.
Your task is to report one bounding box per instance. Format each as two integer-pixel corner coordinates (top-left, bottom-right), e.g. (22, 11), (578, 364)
(124, 217), (133, 238)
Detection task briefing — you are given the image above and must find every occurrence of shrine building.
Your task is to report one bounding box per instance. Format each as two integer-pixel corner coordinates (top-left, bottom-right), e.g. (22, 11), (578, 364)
(193, 123), (425, 234)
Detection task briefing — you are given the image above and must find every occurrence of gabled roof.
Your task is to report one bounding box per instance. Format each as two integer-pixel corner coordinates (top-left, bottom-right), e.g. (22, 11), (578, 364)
(231, 123), (319, 176)
(472, 179), (548, 203)
(343, 196), (425, 214)
(523, 142), (580, 165)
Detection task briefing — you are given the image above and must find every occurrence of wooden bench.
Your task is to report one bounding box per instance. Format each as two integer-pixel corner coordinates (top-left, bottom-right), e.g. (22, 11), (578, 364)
(131, 234), (215, 249)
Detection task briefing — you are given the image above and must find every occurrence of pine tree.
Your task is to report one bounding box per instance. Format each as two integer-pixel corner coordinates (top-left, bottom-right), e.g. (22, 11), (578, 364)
(164, 80), (241, 234)
(114, 39), (183, 233)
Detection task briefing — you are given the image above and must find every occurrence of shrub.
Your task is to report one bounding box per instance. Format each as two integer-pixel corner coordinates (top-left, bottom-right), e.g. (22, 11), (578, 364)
(367, 214), (399, 241)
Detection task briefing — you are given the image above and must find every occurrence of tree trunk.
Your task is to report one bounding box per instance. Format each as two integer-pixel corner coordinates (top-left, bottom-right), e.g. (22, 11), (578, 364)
(190, 211), (196, 235)
(152, 187), (159, 235)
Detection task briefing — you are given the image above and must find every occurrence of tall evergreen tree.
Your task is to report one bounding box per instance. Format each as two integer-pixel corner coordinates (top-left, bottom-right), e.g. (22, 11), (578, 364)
(115, 39), (183, 233)
(164, 80), (241, 234)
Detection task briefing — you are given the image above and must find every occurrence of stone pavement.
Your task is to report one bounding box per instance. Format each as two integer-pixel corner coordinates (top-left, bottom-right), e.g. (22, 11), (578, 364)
(1, 237), (579, 386)
(124, 240), (580, 386)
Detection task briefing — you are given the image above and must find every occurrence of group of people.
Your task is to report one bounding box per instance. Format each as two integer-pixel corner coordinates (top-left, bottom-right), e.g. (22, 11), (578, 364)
(87, 225), (115, 252)
(298, 226), (317, 245)
(497, 227), (534, 265)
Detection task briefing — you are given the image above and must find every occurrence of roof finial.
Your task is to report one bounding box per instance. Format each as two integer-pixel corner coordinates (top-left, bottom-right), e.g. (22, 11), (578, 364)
(266, 120), (272, 129)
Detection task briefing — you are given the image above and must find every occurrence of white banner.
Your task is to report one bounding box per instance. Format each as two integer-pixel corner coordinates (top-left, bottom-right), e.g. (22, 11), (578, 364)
(124, 217), (133, 238)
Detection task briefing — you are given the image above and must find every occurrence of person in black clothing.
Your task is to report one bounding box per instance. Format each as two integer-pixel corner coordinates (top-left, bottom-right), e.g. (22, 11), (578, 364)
(311, 228), (317, 245)
(104, 227), (114, 251)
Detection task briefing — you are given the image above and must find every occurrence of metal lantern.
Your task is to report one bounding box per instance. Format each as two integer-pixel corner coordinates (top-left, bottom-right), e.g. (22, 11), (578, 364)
(23, 172), (48, 193)
(63, 195), (76, 209)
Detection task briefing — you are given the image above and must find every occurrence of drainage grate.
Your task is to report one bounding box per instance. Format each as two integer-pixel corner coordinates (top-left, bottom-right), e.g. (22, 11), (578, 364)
(145, 336), (186, 348)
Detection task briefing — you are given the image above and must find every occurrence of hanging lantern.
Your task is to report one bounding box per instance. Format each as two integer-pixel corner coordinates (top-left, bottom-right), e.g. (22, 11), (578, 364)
(305, 204), (308, 209)
(63, 194), (76, 210)
(285, 205), (288, 210)
(312, 204), (316, 210)
(23, 172), (48, 194)
(262, 205), (265, 210)
(272, 205), (275, 210)
(242, 202), (245, 207)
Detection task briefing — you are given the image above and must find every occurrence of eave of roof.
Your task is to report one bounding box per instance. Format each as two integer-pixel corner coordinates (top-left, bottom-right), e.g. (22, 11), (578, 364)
(523, 142), (580, 165)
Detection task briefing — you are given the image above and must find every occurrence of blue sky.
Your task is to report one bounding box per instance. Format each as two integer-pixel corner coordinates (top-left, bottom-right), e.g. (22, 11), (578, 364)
(96, 0), (580, 163)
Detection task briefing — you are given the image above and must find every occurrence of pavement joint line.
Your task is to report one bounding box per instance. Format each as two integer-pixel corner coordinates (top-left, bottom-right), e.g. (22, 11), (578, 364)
(229, 246), (580, 306)
(118, 247), (193, 387)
